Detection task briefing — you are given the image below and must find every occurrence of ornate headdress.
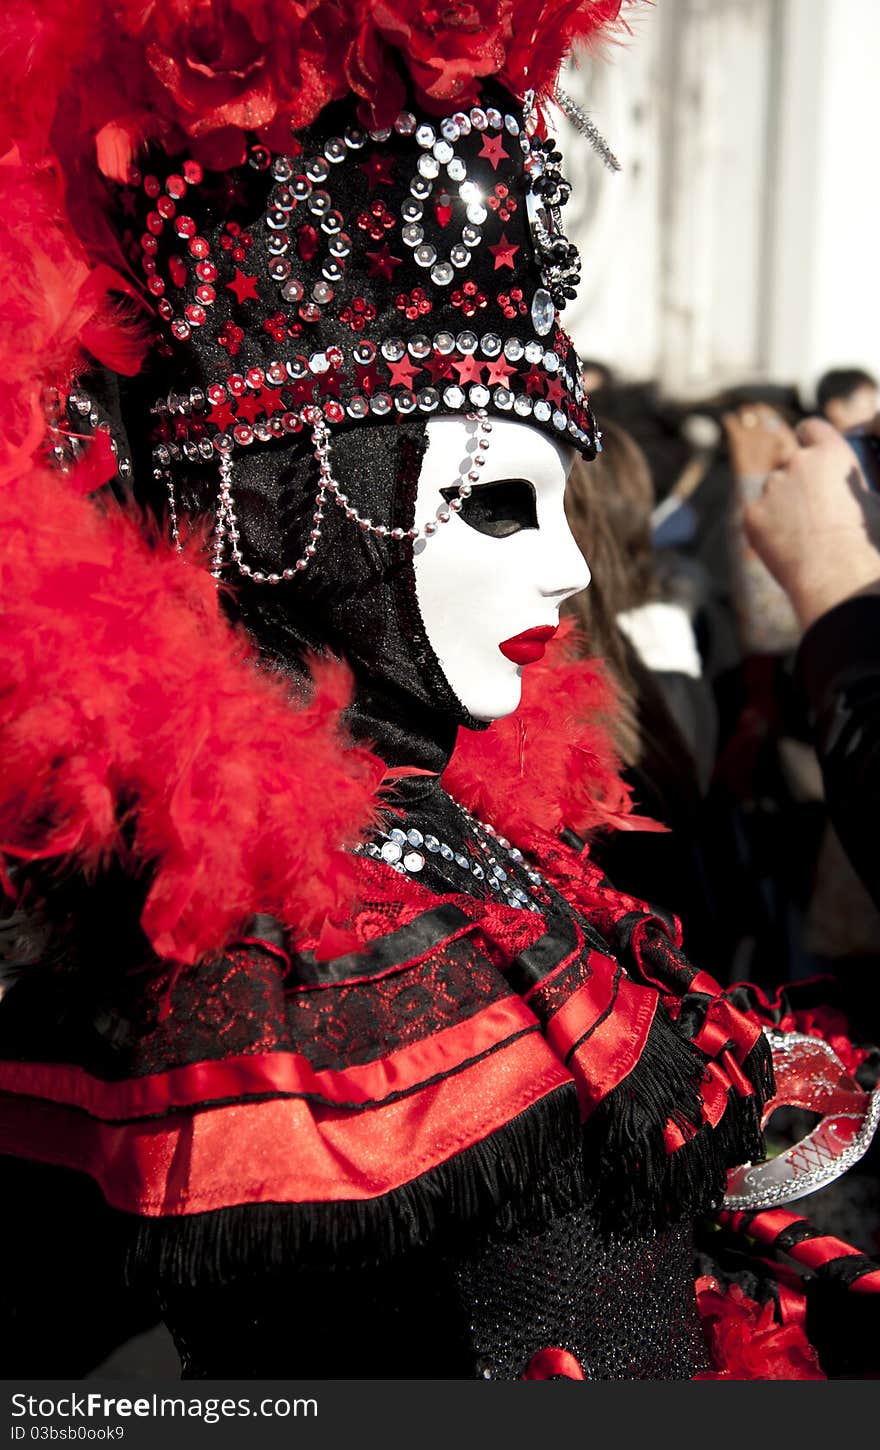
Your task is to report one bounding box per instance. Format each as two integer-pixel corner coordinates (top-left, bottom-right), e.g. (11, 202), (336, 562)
(1, 1), (629, 585)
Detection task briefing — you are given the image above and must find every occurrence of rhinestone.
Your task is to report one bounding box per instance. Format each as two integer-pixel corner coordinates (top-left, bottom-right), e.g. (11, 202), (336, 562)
(504, 337), (524, 361)
(370, 393), (392, 415)
(454, 853), (470, 870)
(402, 223), (424, 246)
(389, 828), (407, 845)
(508, 845), (524, 862)
(504, 114), (520, 135)
(408, 334), (431, 358)
(495, 866), (508, 881)
(344, 127), (367, 149)
(416, 124), (436, 148)
(527, 870), (542, 885)
(312, 281), (334, 304)
(181, 440), (199, 462)
(486, 108), (503, 129)
(553, 409), (568, 430)
(494, 387), (513, 409)
(381, 840), (403, 864)
(287, 356), (309, 378)
(411, 176), (433, 199)
(309, 351), (330, 373)
(487, 875), (501, 890)
(406, 829), (424, 847)
(418, 154), (440, 179)
(272, 156), (295, 181)
(403, 850), (425, 873)
(292, 177), (312, 201)
(452, 111), (472, 135)
(466, 203), (488, 225)
(305, 156), (329, 182)
(543, 350), (560, 372)
(329, 233), (352, 257)
(395, 111), (417, 135)
(282, 278), (305, 302)
(270, 258), (292, 280)
(434, 331), (456, 354)
(266, 361), (286, 385)
(402, 198), (423, 222)
(469, 384), (490, 407)
(321, 210), (343, 234)
(248, 145), (271, 170)
(322, 260), (343, 281)
(354, 341), (377, 364)
(433, 139), (454, 164)
(525, 341), (543, 363)
(450, 245), (471, 267)
(441, 118), (461, 142)
(414, 243), (437, 268)
(462, 224), (482, 247)
(480, 334), (502, 357)
(266, 209), (288, 230)
(472, 863), (485, 880)
(460, 181), (480, 204)
(417, 388), (440, 411)
(531, 286), (555, 336)
(267, 233), (289, 256)
(430, 262), (454, 286)
(347, 396), (369, 417)
(308, 190), (330, 216)
(470, 108), (488, 130)
(514, 394), (533, 416)
(447, 157), (467, 182)
(533, 399), (551, 422)
(233, 423), (254, 444)
(325, 137), (346, 162)
(456, 331), (478, 353)
(443, 385), (465, 409)
(440, 843), (454, 860)
(425, 835), (441, 852)
(395, 391), (416, 414)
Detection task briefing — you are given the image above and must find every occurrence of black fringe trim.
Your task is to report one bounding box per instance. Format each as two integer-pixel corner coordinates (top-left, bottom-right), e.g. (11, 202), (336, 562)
(125, 1083), (588, 1288)
(583, 1016), (773, 1233)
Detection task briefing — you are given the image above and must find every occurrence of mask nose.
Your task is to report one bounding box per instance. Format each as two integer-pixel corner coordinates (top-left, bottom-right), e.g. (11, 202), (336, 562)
(540, 522), (592, 604)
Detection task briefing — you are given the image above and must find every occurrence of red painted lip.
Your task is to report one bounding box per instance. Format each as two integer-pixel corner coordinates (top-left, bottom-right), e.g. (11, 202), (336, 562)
(499, 624), (558, 665)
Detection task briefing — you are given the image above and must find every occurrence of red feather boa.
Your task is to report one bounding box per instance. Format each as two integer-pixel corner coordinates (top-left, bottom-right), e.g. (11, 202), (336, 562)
(0, 454), (632, 965)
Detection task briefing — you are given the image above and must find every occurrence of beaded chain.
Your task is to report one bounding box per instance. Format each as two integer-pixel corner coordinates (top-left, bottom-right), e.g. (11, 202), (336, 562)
(198, 403), (492, 583)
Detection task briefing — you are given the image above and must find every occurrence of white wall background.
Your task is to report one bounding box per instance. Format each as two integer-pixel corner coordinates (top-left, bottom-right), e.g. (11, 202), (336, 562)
(559, 0), (880, 402)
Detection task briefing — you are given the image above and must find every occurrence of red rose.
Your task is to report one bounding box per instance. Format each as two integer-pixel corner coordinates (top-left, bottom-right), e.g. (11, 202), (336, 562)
(117, 0), (348, 139)
(350, 0), (513, 123)
(695, 1276), (825, 1380)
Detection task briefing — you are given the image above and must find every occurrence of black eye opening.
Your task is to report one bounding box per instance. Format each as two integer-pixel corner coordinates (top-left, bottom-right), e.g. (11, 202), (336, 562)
(440, 477), (538, 538)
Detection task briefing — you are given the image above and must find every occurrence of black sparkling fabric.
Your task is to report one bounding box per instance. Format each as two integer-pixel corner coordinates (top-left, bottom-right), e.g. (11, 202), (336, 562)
(160, 1200), (709, 1380)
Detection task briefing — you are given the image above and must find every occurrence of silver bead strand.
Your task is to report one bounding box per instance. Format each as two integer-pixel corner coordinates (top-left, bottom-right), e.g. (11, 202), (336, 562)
(159, 467), (182, 552)
(208, 404), (491, 584)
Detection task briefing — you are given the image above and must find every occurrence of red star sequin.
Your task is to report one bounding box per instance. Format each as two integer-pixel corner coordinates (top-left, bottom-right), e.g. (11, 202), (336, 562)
(387, 356), (420, 389)
(489, 233), (519, 270)
(478, 134), (509, 172)
(365, 244), (403, 281)
(235, 392), (265, 423)
(359, 152), (396, 190)
(485, 358), (513, 387)
(317, 368), (343, 398)
(423, 353), (455, 383)
(288, 377), (317, 407)
(225, 268), (260, 304)
(523, 365), (546, 396)
(207, 398), (237, 430)
(354, 361), (383, 396)
(261, 388), (288, 416)
(546, 376), (566, 406)
(452, 355), (485, 386)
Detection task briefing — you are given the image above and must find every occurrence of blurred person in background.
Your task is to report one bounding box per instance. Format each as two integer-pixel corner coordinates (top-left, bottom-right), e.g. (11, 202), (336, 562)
(745, 416), (880, 1041)
(564, 422), (719, 961)
(816, 368), (879, 435)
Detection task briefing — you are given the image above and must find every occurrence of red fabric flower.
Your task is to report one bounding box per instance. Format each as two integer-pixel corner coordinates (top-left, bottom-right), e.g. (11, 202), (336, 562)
(777, 1004), (870, 1077)
(695, 1276), (825, 1381)
(352, 0), (513, 121)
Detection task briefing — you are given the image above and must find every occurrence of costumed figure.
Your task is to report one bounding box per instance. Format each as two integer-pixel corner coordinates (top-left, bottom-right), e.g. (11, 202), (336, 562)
(0, 0), (878, 1380)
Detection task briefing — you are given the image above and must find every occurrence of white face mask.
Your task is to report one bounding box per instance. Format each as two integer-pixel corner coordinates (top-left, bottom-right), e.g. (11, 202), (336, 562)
(412, 416), (591, 722)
